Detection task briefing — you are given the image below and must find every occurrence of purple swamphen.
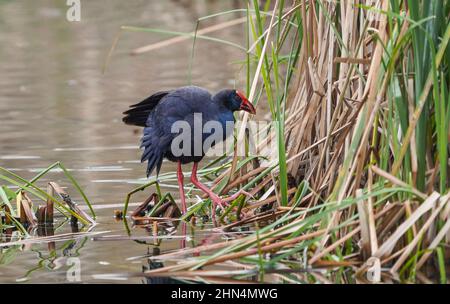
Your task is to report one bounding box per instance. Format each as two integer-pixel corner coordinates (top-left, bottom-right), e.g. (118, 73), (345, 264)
(123, 86), (256, 213)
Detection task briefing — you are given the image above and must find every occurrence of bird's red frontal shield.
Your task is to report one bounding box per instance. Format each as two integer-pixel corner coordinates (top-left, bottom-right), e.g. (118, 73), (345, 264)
(236, 91), (256, 114)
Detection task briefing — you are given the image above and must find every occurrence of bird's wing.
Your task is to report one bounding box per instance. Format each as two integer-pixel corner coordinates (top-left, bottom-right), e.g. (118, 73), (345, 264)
(136, 86), (214, 177)
(141, 95), (191, 177)
(150, 87), (211, 132)
(122, 90), (170, 127)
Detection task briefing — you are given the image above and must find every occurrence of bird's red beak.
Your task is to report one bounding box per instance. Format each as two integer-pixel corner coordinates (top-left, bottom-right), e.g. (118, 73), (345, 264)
(236, 91), (256, 115)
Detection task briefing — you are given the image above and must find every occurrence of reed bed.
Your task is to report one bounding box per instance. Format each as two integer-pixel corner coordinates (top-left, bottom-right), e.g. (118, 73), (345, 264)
(122, 0), (450, 283)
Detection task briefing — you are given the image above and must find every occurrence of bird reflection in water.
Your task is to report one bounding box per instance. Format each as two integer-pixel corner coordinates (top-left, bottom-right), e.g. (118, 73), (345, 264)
(142, 247), (181, 284)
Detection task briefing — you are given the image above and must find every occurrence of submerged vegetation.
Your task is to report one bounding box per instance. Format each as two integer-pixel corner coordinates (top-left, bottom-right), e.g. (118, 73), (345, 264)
(0, 162), (96, 241)
(121, 0), (450, 283)
(0, 162), (98, 278)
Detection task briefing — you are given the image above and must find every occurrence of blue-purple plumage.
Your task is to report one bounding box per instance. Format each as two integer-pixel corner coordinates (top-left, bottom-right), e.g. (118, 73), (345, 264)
(123, 86), (239, 177)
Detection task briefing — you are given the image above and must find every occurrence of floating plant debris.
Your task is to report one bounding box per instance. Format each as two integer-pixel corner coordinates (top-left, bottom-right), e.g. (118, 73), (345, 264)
(1, 162), (96, 247)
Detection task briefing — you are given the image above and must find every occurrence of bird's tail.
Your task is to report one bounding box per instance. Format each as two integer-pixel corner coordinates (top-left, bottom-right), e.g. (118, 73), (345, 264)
(141, 129), (170, 178)
(123, 91), (170, 127)
(144, 152), (163, 178)
(141, 141), (163, 177)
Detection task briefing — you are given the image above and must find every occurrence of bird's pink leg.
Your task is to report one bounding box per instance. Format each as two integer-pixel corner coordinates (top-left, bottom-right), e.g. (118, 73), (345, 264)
(177, 161), (187, 213)
(190, 162), (228, 211)
(180, 222), (187, 249)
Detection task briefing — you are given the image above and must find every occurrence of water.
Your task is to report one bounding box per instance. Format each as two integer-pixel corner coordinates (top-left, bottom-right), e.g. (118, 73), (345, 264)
(0, 0), (245, 283)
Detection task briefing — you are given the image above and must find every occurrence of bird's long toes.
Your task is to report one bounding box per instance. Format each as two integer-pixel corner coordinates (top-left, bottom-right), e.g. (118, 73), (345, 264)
(239, 190), (254, 199)
(212, 198), (229, 210)
(223, 189), (255, 203)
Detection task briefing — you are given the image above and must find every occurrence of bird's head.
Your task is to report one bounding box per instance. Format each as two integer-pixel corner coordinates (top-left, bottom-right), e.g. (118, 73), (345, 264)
(214, 89), (256, 114)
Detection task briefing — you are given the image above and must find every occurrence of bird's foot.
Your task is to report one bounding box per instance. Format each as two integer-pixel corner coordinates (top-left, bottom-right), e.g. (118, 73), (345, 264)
(210, 195), (229, 211)
(208, 190), (254, 224)
(210, 190), (254, 212)
(223, 189), (255, 203)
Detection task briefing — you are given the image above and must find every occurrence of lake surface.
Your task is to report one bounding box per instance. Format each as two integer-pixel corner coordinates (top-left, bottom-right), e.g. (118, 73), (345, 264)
(0, 0), (246, 283)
